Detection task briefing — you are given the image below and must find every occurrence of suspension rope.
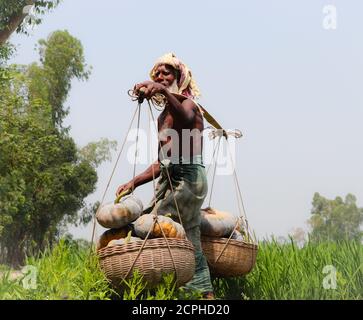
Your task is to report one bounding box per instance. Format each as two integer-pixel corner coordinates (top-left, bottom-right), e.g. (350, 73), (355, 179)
(89, 106), (139, 254)
(208, 134), (256, 263)
(204, 127), (256, 244)
(121, 99), (181, 283)
(205, 133), (222, 177)
(131, 103), (142, 195)
(226, 139), (256, 242)
(147, 103), (180, 280)
(147, 100), (184, 229)
(207, 136), (222, 207)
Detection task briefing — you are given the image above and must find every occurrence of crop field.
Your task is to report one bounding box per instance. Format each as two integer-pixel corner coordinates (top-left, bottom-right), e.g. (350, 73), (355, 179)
(0, 238), (361, 300)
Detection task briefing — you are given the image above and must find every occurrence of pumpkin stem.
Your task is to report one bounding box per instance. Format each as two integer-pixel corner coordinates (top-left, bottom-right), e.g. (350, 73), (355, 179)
(114, 188), (132, 204)
(125, 230), (132, 244)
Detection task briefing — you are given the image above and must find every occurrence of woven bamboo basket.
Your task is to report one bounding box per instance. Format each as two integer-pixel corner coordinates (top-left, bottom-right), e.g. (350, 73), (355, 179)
(201, 236), (258, 277)
(97, 238), (195, 289)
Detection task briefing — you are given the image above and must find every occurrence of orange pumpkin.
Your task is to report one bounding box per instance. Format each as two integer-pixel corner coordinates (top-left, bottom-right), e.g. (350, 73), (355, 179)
(133, 214), (186, 239)
(96, 226), (133, 250)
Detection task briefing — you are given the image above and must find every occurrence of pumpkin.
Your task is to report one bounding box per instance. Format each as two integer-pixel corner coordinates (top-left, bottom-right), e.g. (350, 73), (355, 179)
(200, 207), (238, 237)
(107, 236), (142, 247)
(96, 195), (143, 229)
(133, 214), (186, 239)
(96, 226), (133, 250)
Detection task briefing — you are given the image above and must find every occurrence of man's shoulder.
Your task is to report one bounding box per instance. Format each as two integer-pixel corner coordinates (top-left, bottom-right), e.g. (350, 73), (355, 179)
(171, 93), (196, 105)
(170, 93), (201, 119)
(172, 94), (198, 111)
(182, 97), (198, 109)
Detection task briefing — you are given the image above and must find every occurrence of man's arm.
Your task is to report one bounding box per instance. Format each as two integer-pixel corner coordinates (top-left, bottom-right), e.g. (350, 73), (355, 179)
(116, 160), (161, 196)
(162, 89), (196, 123)
(135, 81), (196, 123)
(134, 160), (161, 187)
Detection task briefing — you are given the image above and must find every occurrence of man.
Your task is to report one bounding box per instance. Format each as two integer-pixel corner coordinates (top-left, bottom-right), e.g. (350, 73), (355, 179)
(116, 53), (214, 299)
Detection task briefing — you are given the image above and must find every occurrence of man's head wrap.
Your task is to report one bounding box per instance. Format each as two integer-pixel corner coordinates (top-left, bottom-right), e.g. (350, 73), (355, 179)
(150, 53), (201, 99)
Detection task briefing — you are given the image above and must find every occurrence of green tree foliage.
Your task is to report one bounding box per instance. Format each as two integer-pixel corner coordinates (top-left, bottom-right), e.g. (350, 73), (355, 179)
(28, 30), (91, 127)
(0, 42), (14, 82)
(308, 192), (363, 242)
(0, 0), (61, 45)
(79, 138), (118, 168)
(0, 31), (115, 267)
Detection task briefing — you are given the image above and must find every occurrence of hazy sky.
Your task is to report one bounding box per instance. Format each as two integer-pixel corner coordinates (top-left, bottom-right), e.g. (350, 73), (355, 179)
(8, 0), (363, 241)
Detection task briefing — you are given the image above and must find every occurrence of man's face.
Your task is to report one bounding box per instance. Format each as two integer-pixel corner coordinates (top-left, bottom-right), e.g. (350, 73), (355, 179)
(154, 64), (177, 88)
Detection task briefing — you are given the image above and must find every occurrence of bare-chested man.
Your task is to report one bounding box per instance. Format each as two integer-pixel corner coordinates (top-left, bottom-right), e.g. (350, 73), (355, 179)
(116, 53), (214, 299)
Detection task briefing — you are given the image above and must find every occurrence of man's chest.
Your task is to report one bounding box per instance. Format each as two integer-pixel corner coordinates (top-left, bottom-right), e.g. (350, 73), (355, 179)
(158, 110), (173, 131)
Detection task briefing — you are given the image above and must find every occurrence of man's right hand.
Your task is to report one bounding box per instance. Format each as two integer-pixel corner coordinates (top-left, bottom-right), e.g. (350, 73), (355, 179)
(134, 81), (166, 100)
(116, 181), (135, 197)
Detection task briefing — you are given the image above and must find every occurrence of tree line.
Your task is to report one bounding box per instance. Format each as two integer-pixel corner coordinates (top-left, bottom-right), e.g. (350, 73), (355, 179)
(0, 1), (116, 266)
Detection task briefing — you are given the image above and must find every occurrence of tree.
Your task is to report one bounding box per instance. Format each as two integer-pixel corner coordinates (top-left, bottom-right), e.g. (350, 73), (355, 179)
(0, 31), (116, 266)
(28, 30), (91, 127)
(308, 192), (363, 242)
(0, 0), (61, 45)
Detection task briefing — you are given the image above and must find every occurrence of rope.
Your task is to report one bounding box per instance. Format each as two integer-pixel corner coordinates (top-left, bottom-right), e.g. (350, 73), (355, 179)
(225, 139), (255, 242)
(121, 217), (156, 282)
(205, 134), (222, 177)
(208, 128), (243, 140)
(119, 97), (181, 284)
(147, 103), (179, 281)
(205, 133), (254, 262)
(203, 127), (256, 249)
(147, 100), (187, 284)
(131, 104), (142, 195)
(214, 221), (240, 264)
(128, 89), (165, 112)
(120, 219), (179, 285)
(89, 106), (139, 254)
(147, 100), (184, 229)
(207, 136), (222, 207)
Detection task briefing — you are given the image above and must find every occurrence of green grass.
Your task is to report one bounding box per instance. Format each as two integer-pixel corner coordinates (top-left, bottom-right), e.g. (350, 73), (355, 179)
(214, 239), (363, 300)
(0, 239), (114, 300)
(0, 238), (362, 300)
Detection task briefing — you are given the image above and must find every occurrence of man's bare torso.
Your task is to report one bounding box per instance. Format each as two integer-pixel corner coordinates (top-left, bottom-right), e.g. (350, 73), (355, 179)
(157, 94), (204, 161)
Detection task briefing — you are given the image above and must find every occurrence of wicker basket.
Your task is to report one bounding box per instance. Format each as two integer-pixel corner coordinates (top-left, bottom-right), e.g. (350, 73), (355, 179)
(97, 238), (195, 289)
(201, 236), (258, 277)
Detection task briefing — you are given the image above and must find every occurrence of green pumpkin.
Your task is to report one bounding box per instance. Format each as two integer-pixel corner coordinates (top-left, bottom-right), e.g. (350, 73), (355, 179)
(107, 236), (142, 247)
(96, 195), (143, 229)
(200, 207), (238, 237)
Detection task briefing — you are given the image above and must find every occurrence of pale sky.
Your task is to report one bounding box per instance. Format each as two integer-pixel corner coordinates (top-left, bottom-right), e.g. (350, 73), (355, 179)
(8, 0), (363, 241)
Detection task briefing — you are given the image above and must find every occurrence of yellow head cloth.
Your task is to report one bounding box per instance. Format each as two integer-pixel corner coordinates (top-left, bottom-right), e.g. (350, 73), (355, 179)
(149, 53), (201, 99)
